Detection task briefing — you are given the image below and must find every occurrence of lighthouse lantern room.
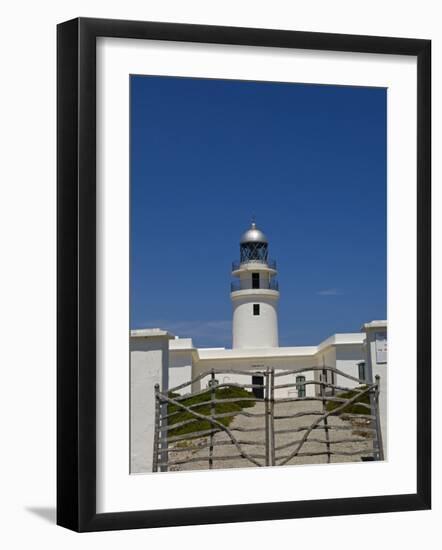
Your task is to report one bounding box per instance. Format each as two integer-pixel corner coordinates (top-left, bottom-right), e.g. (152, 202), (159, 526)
(231, 221), (280, 349)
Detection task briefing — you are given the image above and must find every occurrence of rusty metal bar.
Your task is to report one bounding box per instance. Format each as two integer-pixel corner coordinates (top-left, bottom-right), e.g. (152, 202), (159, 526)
(209, 369), (216, 469)
(270, 369), (276, 466)
(264, 367), (270, 466)
(321, 370), (331, 463)
(152, 384), (160, 473)
(155, 367), (380, 472)
(374, 375), (385, 460)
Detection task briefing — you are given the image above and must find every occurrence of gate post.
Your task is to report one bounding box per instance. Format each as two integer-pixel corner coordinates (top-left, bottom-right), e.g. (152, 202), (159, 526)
(264, 368), (271, 466)
(320, 370), (331, 463)
(209, 369), (216, 469)
(374, 375), (385, 461)
(269, 369), (276, 466)
(160, 397), (169, 472)
(152, 383), (160, 472)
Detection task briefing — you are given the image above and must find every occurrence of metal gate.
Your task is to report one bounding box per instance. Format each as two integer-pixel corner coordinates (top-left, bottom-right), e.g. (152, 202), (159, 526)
(153, 367), (384, 472)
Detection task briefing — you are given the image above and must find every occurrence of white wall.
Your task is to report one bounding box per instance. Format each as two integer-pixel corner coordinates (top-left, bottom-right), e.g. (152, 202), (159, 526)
(315, 345), (337, 396)
(335, 344), (367, 388)
(169, 349), (193, 394)
(194, 354), (320, 398)
(192, 341), (367, 396)
(232, 291), (279, 348)
(130, 335), (170, 473)
(235, 270), (271, 290)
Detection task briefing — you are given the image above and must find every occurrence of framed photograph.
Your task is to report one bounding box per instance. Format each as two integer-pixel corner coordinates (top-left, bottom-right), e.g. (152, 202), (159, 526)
(57, 17), (431, 532)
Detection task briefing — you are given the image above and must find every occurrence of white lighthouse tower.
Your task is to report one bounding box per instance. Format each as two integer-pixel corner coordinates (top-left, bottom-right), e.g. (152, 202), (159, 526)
(231, 221), (280, 349)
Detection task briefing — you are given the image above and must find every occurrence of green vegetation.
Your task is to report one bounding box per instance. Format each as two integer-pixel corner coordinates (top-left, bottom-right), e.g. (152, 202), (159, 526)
(167, 386), (255, 439)
(326, 386), (371, 416)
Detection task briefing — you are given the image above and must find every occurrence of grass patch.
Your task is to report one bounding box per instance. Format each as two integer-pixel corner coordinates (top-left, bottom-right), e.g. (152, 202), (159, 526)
(326, 386), (371, 416)
(167, 386), (255, 439)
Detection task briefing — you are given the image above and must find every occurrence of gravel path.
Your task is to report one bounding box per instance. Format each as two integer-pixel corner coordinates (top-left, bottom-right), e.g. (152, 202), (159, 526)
(168, 401), (373, 471)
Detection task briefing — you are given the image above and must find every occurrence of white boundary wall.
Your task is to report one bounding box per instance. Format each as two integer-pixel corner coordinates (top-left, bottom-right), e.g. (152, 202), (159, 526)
(130, 330), (173, 473)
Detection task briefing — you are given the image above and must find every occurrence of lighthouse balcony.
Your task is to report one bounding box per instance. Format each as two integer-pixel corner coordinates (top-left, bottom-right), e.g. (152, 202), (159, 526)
(230, 278), (279, 292)
(231, 258), (277, 272)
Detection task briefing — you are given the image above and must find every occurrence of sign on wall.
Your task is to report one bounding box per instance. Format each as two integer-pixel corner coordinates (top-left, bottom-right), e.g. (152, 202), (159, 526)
(374, 332), (387, 364)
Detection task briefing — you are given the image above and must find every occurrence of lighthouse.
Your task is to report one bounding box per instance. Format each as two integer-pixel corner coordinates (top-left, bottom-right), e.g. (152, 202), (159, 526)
(231, 221), (280, 349)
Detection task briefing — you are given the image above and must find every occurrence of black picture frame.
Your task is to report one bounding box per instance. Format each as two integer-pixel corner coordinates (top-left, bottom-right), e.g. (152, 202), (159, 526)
(57, 17), (431, 532)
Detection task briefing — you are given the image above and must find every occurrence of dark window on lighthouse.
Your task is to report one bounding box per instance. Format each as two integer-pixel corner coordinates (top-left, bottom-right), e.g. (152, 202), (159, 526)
(252, 272), (260, 289)
(253, 304), (260, 316)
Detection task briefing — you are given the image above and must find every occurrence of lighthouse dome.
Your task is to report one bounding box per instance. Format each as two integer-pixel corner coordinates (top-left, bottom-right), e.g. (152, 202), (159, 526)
(240, 222), (268, 244)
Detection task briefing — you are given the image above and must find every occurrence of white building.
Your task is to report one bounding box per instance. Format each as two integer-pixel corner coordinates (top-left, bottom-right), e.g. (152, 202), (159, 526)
(130, 222), (387, 472)
(130, 329), (174, 473)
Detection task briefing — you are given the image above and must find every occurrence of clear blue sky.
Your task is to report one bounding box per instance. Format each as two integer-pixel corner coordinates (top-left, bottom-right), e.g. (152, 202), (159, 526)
(130, 75), (386, 347)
